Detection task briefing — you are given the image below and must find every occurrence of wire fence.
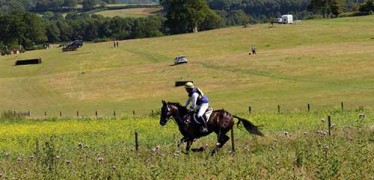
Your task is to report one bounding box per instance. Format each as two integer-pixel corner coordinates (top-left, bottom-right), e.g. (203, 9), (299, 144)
(1, 101), (369, 119)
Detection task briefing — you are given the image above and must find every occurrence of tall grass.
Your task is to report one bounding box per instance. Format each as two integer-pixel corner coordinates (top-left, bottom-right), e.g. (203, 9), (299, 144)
(0, 110), (373, 179)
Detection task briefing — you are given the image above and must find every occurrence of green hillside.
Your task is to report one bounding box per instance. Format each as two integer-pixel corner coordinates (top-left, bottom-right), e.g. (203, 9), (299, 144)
(1, 15), (374, 116)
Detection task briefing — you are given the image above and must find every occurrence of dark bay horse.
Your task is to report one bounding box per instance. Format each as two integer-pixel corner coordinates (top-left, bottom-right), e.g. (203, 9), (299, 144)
(160, 100), (264, 155)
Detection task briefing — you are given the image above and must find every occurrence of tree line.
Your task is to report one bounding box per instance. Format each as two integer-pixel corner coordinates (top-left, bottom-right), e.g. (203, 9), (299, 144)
(1, 0), (374, 50)
(0, 12), (164, 50)
(0, 0), (159, 13)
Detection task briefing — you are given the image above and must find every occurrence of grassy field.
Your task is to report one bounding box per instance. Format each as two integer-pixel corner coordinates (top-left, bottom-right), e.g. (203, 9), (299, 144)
(1, 15), (374, 116)
(94, 7), (162, 18)
(1, 16), (374, 178)
(0, 111), (373, 179)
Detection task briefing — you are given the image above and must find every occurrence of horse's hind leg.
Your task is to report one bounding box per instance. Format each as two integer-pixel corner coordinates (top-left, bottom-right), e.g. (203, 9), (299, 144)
(210, 134), (230, 155)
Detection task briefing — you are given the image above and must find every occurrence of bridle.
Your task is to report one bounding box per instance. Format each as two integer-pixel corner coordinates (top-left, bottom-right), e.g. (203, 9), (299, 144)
(160, 102), (183, 126)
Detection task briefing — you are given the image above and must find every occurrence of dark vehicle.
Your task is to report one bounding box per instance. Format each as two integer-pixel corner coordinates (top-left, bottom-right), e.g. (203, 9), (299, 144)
(62, 44), (79, 52)
(62, 40), (83, 52)
(71, 40), (83, 47)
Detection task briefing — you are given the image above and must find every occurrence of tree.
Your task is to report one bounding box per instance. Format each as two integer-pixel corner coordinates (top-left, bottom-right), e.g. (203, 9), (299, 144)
(0, 0), (32, 14)
(132, 16), (164, 38)
(34, 0), (50, 11)
(82, 0), (97, 10)
(330, 0), (344, 17)
(50, 0), (64, 11)
(0, 12), (46, 48)
(208, 0), (232, 10)
(63, 0), (78, 9)
(200, 9), (224, 30)
(308, 0), (344, 18)
(46, 21), (61, 42)
(359, 0), (374, 12)
(161, 0), (222, 34)
(20, 12), (48, 47)
(56, 20), (73, 41)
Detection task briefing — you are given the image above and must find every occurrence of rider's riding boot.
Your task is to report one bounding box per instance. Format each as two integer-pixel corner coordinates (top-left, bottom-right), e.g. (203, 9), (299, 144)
(198, 116), (208, 133)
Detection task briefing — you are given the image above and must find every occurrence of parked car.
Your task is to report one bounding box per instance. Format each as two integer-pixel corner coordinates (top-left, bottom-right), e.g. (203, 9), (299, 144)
(62, 40), (83, 52)
(174, 55), (188, 65)
(71, 40), (83, 47)
(62, 44), (79, 52)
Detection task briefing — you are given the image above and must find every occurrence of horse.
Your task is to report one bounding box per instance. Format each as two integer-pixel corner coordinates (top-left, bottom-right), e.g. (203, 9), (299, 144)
(159, 100), (264, 155)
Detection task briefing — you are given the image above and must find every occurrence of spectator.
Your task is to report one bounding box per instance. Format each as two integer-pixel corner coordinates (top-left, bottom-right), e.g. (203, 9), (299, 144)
(251, 45), (256, 55)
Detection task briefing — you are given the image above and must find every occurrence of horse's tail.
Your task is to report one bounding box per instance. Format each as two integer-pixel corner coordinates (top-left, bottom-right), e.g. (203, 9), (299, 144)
(233, 115), (264, 136)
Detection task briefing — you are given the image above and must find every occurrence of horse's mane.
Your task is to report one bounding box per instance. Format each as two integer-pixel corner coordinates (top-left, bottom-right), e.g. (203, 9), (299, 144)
(168, 102), (188, 113)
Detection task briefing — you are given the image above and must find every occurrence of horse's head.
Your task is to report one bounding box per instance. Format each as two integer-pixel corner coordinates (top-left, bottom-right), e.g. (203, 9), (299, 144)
(160, 100), (187, 126)
(160, 100), (172, 126)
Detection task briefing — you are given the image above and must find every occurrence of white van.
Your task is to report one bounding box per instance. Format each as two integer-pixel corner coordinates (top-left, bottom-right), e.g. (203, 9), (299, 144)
(281, 14), (293, 24)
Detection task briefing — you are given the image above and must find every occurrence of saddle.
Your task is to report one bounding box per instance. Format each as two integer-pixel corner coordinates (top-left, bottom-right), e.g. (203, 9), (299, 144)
(185, 107), (213, 125)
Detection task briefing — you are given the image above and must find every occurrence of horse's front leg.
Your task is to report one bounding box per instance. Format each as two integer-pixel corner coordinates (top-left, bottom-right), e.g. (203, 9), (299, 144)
(177, 137), (187, 152)
(177, 137), (186, 148)
(185, 140), (193, 154)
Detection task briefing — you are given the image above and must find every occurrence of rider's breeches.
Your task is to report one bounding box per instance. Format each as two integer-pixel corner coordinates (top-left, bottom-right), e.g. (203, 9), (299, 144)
(197, 103), (209, 118)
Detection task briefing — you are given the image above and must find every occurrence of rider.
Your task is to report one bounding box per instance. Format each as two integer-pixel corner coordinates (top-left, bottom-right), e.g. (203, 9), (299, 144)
(184, 82), (209, 133)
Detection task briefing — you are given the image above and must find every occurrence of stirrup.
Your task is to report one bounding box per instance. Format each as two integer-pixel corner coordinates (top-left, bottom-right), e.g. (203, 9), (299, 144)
(200, 126), (208, 133)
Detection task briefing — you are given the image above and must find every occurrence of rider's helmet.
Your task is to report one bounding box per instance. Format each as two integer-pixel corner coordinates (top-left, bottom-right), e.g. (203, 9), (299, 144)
(184, 82), (194, 89)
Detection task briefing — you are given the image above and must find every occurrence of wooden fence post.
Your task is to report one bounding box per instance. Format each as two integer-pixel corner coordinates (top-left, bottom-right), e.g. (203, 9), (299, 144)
(328, 115), (331, 136)
(278, 105), (280, 113)
(341, 102), (344, 111)
(95, 110), (98, 118)
(60, 111), (62, 117)
(44, 111), (47, 116)
(77, 110), (79, 118)
(135, 131), (139, 151)
(307, 103), (310, 112)
(248, 106), (252, 114)
(113, 110), (116, 118)
(133, 110), (136, 120)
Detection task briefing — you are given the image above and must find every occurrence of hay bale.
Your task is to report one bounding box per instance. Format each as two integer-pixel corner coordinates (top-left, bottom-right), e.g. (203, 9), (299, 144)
(15, 58), (41, 66)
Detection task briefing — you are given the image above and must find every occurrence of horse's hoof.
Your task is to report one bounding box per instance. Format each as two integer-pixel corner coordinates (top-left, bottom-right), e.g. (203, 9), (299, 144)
(191, 147), (205, 152)
(210, 149), (217, 156)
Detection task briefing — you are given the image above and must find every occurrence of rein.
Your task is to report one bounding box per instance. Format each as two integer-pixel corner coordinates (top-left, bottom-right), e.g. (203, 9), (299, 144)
(168, 103), (188, 125)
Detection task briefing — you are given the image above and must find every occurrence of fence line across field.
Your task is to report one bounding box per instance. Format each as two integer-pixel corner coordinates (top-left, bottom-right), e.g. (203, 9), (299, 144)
(2, 107), (347, 153)
(109, 115), (335, 152)
(5, 101), (355, 118)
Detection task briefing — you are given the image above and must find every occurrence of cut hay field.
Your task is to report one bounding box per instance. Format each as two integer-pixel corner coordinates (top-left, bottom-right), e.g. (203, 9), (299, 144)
(94, 7), (162, 18)
(1, 15), (374, 116)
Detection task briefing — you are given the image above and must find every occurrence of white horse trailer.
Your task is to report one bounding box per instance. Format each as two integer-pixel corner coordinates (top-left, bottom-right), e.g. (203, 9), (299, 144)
(281, 14), (293, 24)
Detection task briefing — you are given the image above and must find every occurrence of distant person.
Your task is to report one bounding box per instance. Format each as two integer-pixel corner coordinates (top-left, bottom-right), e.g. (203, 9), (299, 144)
(251, 45), (257, 55)
(116, 41), (119, 47)
(113, 40), (116, 48)
(184, 82), (209, 133)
